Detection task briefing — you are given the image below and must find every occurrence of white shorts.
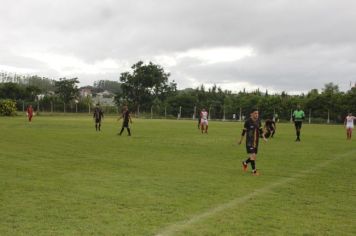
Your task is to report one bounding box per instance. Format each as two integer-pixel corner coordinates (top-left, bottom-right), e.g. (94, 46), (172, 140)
(346, 124), (354, 129)
(201, 119), (208, 126)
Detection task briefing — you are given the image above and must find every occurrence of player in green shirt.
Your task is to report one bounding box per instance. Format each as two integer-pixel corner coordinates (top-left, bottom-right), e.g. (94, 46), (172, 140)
(292, 105), (305, 141)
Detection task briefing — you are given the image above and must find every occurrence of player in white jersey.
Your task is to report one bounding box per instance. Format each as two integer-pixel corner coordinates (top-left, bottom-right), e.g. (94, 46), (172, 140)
(200, 108), (209, 134)
(344, 113), (356, 140)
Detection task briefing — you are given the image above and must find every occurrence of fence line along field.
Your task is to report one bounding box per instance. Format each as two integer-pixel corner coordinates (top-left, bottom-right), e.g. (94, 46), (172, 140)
(0, 116), (355, 235)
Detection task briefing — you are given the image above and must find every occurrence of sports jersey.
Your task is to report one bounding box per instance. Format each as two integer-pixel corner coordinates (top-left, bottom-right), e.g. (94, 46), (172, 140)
(243, 118), (263, 150)
(293, 110), (305, 122)
(93, 108), (104, 121)
(200, 111), (208, 125)
(201, 111), (208, 120)
(345, 116), (355, 128)
(122, 110), (130, 126)
(27, 107), (33, 115)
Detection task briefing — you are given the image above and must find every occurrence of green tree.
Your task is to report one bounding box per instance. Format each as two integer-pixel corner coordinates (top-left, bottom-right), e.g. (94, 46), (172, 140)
(54, 78), (79, 112)
(25, 86), (42, 101)
(0, 83), (25, 100)
(116, 61), (175, 113)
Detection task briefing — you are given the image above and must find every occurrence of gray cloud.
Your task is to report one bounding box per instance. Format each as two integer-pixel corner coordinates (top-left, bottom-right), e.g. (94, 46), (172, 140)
(0, 0), (355, 92)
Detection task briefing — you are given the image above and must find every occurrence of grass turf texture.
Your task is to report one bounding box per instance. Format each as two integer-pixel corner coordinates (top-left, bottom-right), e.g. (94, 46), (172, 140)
(0, 116), (355, 236)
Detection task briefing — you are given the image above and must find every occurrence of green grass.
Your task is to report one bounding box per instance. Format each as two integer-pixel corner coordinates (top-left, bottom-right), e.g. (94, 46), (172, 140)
(0, 116), (355, 236)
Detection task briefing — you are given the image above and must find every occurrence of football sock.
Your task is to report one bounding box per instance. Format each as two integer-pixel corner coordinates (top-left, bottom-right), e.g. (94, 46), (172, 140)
(251, 160), (256, 170)
(244, 158), (251, 164)
(119, 128), (124, 135)
(127, 128), (131, 136)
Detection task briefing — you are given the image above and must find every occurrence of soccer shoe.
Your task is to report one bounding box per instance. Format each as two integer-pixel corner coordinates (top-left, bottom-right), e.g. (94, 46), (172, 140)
(242, 161), (248, 172)
(252, 170), (260, 176)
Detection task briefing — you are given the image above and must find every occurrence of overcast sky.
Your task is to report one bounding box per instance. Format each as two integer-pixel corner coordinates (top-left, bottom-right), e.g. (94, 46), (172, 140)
(1, 0), (356, 93)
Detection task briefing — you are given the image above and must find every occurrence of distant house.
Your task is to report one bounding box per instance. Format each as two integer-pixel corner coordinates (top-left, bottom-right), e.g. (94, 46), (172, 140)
(79, 87), (93, 97)
(93, 90), (116, 106)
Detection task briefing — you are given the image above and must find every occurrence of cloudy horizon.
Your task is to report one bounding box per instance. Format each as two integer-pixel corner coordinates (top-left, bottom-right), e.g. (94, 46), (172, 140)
(1, 0), (356, 94)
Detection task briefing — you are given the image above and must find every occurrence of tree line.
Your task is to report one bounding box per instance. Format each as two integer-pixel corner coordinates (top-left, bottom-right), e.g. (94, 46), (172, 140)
(113, 61), (355, 123)
(1, 61), (355, 122)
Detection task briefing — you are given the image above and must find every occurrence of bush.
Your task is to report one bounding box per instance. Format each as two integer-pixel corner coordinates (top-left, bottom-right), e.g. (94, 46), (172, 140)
(0, 99), (17, 116)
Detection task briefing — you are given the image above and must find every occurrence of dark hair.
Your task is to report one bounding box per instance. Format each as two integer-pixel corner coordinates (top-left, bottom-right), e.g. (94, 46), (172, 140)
(250, 108), (258, 114)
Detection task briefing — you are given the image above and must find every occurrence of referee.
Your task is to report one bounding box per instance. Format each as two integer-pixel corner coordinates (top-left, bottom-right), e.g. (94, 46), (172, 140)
(292, 105), (305, 141)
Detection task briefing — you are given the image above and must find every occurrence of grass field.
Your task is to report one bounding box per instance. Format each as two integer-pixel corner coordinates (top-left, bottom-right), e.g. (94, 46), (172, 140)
(0, 116), (355, 236)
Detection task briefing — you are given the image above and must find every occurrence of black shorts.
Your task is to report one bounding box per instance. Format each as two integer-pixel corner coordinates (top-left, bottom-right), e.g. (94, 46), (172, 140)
(122, 122), (129, 128)
(246, 146), (258, 154)
(95, 119), (101, 123)
(294, 121), (302, 129)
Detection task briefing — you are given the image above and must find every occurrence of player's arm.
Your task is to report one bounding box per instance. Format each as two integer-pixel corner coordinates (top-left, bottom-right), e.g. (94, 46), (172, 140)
(238, 128), (246, 145)
(239, 120), (249, 144)
(129, 114), (132, 123)
(260, 127), (267, 142)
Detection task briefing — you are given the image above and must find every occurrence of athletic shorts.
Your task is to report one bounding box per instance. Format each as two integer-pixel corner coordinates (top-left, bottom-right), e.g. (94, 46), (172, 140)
(346, 124), (354, 129)
(294, 121), (302, 129)
(200, 119), (208, 125)
(122, 122), (129, 128)
(265, 130), (271, 138)
(246, 145), (258, 154)
(95, 118), (101, 123)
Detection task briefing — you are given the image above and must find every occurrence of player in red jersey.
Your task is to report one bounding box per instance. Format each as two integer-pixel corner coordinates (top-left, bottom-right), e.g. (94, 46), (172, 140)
(26, 105), (34, 122)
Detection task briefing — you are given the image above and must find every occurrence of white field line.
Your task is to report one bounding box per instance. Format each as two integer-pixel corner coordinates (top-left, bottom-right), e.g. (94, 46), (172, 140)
(155, 150), (356, 236)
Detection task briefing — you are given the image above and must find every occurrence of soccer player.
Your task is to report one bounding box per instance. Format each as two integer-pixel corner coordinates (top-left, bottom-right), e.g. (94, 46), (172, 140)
(200, 108), (208, 134)
(292, 105), (305, 141)
(26, 104), (34, 122)
(93, 104), (104, 131)
(344, 112), (356, 140)
(264, 118), (276, 138)
(239, 109), (267, 176)
(118, 105), (132, 136)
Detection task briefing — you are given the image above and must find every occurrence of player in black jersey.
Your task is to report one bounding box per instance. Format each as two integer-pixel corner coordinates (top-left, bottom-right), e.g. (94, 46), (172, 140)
(238, 109), (267, 175)
(118, 105), (132, 136)
(264, 118), (276, 138)
(93, 104), (104, 131)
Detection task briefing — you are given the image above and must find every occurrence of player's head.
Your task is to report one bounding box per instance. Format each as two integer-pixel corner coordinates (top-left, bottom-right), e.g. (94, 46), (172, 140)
(250, 108), (259, 120)
(297, 104), (301, 110)
(123, 105), (128, 111)
(96, 103), (100, 107)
